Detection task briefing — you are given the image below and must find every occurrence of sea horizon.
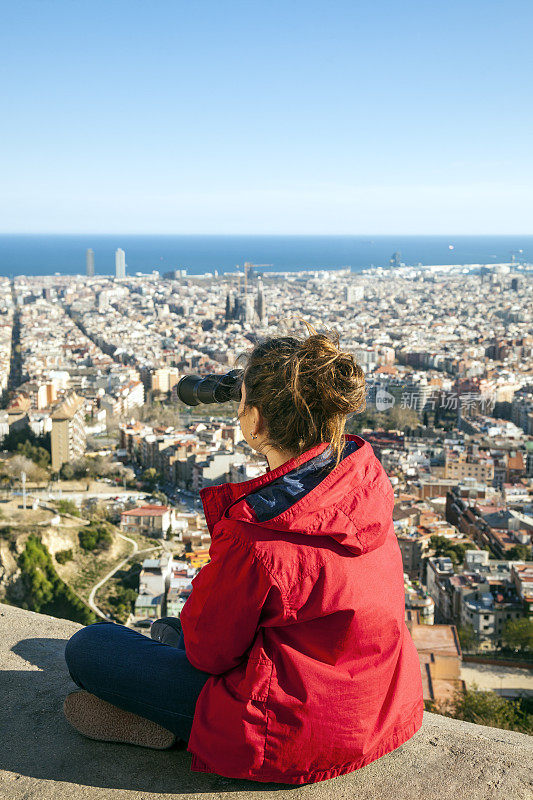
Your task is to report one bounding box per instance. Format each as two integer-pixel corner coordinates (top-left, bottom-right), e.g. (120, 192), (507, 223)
(0, 234), (532, 277)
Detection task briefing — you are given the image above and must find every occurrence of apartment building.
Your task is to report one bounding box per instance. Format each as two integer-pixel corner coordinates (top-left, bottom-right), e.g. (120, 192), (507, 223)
(151, 367), (181, 393)
(50, 392), (86, 472)
(121, 504), (176, 538)
(396, 531), (430, 581)
(138, 553), (173, 595)
(445, 448), (494, 483)
(191, 451), (234, 491)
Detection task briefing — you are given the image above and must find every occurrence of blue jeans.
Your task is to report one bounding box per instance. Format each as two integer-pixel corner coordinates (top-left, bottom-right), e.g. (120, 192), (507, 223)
(64, 619), (212, 742)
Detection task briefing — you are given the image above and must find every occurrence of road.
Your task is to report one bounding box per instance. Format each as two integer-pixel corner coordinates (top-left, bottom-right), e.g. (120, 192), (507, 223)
(37, 488), (149, 502)
(87, 531), (163, 621)
(460, 662), (533, 699)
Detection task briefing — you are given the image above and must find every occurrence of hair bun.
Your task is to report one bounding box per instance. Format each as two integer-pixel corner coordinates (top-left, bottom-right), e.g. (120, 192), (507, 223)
(237, 317), (367, 470)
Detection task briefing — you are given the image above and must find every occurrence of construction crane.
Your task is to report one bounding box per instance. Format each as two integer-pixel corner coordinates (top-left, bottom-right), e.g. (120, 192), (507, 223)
(235, 262), (273, 294)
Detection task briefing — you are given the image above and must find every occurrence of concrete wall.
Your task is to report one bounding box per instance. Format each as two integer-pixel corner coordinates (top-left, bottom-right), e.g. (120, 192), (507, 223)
(1, 601), (532, 800)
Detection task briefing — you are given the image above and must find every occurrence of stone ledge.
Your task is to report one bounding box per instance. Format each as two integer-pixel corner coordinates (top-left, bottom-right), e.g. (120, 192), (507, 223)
(0, 601), (531, 800)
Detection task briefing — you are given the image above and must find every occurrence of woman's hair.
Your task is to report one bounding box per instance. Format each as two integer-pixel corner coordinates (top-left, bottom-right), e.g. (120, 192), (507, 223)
(236, 318), (367, 470)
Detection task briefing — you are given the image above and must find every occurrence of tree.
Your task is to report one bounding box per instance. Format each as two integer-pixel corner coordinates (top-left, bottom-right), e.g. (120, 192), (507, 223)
(87, 499), (114, 521)
(502, 618), (533, 652)
(69, 458), (92, 479)
(129, 402), (182, 428)
(15, 534), (95, 625)
(105, 586), (139, 623)
(1, 428), (51, 463)
(142, 468), (160, 487)
(346, 409), (388, 435)
(507, 544), (532, 562)
(432, 681), (532, 735)
(456, 623), (477, 652)
(70, 455), (123, 481)
(15, 440), (50, 469)
(78, 522), (113, 552)
(386, 405), (420, 432)
(119, 466), (136, 485)
(3, 454), (48, 484)
(55, 548), (74, 564)
(429, 534), (469, 566)
(59, 463), (75, 481)
(56, 499), (81, 517)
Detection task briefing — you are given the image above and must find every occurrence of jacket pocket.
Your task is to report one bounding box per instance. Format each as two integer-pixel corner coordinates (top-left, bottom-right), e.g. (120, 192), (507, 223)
(242, 656), (273, 702)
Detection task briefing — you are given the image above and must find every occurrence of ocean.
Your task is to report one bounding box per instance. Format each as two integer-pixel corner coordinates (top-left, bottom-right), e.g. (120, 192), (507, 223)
(0, 234), (532, 277)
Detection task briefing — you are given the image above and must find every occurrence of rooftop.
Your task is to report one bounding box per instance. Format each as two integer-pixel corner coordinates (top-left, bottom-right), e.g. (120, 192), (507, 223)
(50, 392), (85, 420)
(122, 505), (169, 517)
(1, 601), (532, 800)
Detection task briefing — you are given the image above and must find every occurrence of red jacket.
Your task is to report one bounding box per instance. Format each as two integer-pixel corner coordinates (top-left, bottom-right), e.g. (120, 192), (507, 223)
(179, 434), (424, 785)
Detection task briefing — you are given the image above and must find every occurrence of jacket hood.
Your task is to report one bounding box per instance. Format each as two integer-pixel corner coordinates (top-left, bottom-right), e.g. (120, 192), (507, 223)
(199, 434), (394, 556)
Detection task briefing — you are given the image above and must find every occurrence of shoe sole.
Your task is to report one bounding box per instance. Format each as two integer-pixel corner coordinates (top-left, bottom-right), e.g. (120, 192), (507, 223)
(63, 690), (177, 749)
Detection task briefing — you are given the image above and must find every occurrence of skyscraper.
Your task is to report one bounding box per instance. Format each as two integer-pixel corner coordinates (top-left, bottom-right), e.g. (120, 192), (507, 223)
(256, 277), (266, 324)
(115, 248), (126, 279)
(86, 248), (95, 277)
(225, 290), (237, 321)
(244, 294), (255, 324)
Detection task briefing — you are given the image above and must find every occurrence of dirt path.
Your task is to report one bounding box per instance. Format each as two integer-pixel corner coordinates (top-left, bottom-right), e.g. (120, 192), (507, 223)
(88, 532), (162, 621)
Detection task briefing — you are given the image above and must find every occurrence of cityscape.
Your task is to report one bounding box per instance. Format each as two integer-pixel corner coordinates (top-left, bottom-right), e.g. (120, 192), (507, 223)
(2, 0), (533, 791)
(0, 249), (532, 720)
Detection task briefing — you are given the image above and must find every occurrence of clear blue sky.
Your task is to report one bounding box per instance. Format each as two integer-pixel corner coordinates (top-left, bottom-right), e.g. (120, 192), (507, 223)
(1, 0), (532, 234)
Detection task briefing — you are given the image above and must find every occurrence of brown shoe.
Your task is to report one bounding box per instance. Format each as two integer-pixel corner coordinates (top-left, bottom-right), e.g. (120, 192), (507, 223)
(63, 690), (177, 749)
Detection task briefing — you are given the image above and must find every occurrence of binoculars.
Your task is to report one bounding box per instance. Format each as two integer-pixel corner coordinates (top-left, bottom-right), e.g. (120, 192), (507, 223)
(175, 368), (245, 406)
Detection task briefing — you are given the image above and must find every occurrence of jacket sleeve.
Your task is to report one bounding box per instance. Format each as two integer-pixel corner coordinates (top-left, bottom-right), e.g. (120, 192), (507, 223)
(179, 527), (278, 675)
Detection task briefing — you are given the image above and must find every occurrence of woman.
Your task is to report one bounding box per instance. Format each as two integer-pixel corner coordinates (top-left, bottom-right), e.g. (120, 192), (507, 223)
(63, 323), (424, 786)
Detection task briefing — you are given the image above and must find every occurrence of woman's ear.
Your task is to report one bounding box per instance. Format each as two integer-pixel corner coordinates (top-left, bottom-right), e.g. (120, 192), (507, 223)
(251, 406), (264, 435)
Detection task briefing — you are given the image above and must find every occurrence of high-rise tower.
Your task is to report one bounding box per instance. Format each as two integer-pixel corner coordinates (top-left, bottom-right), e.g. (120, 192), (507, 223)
(256, 277), (266, 324)
(225, 290), (238, 321)
(115, 248), (126, 279)
(244, 294), (255, 324)
(86, 248), (95, 277)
